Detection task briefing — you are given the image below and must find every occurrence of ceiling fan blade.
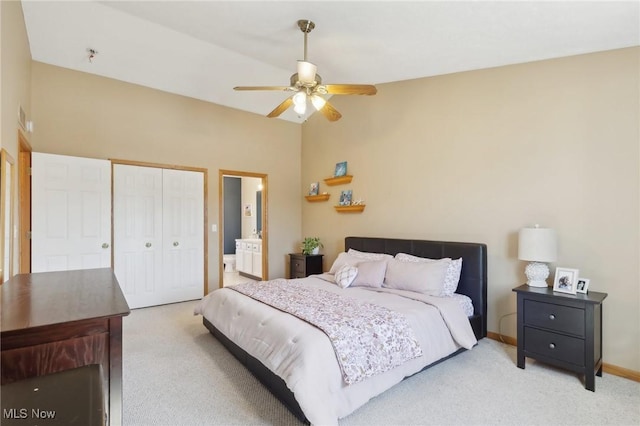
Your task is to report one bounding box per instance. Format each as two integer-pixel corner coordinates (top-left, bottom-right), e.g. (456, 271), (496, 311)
(319, 101), (342, 122)
(267, 97), (294, 118)
(234, 86), (293, 91)
(323, 84), (377, 95)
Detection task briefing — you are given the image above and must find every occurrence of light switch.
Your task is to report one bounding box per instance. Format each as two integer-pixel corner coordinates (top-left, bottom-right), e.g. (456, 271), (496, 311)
(211, 224), (217, 232)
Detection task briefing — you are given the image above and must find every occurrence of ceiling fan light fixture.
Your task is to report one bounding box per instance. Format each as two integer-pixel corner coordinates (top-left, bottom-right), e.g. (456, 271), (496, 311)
(311, 94), (326, 111)
(297, 60), (317, 84)
(293, 92), (307, 114)
(233, 19), (376, 122)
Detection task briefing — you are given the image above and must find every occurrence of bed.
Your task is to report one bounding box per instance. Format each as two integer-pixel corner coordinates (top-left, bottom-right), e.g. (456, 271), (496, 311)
(195, 236), (487, 425)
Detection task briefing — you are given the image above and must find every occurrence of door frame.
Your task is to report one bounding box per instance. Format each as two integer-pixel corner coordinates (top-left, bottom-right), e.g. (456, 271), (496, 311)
(111, 159), (209, 293)
(218, 169), (268, 289)
(0, 149), (16, 282)
(18, 130), (32, 273)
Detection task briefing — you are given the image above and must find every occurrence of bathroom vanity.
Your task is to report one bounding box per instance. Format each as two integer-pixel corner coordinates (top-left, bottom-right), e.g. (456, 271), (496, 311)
(235, 239), (263, 279)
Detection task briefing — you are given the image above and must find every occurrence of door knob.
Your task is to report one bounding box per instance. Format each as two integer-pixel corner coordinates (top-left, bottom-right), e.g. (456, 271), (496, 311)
(102, 243), (110, 249)
(173, 241), (179, 247)
(145, 242), (152, 248)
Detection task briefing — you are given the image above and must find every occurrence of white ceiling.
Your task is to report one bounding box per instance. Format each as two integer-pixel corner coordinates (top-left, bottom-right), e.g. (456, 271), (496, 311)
(21, 1), (640, 123)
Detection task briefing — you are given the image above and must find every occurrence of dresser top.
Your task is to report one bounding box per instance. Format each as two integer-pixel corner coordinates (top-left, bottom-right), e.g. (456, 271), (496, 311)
(1, 268), (130, 333)
(512, 284), (607, 304)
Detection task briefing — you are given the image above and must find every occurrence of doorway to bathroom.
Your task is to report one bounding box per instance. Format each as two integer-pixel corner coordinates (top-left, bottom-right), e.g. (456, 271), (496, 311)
(219, 170), (267, 288)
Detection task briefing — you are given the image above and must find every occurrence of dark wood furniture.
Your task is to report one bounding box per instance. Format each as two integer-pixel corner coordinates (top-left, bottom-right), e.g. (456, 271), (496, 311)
(1, 268), (130, 425)
(1, 364), (106, 426)
(205, 236), (488, 422)
(513, 284), (607, 391)
(289, 253), (324, 278)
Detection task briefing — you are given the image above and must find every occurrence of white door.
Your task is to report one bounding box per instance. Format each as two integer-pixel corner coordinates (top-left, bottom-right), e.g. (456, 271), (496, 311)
(113, 165), (204, 308)
(113, 165), (163, 309)
(32, 153), (111, 273)
(162, 168), (204, 303)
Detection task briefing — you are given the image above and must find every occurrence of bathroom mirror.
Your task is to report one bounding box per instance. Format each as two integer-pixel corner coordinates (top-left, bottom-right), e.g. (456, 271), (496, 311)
(0, 149), (16, 283)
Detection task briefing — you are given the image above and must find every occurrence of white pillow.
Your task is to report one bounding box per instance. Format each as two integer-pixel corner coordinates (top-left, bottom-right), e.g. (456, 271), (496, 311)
(395, 253), (463, 297)
(383, 258), (449, 295)
(347, 249), (393, 262)
(335, 265), (358, 288)
(351, 260), (387, 288)
(329, 252), (361, 274)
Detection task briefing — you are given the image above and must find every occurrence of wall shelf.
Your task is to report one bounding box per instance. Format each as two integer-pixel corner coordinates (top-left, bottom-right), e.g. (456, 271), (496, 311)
(305, 194), (330, 202)
(324, 175), (353, 186)
(334, 204), (366, 213)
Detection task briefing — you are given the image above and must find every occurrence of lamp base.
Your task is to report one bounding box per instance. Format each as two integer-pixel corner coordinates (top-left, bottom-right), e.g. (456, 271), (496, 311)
(525, 262), (550, 287)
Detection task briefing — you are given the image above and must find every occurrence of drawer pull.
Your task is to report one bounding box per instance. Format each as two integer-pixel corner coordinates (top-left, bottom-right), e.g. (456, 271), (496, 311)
(549, 343), (556, 349)
(549, 314), (555, 320)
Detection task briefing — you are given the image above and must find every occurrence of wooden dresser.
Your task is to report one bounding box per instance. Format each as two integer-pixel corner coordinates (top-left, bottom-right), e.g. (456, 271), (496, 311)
(1, 268), (130, 425)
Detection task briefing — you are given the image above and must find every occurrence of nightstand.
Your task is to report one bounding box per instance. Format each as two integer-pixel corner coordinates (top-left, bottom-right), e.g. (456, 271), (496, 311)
(289, 253), (324, 279)
(512, 285), (607, 391)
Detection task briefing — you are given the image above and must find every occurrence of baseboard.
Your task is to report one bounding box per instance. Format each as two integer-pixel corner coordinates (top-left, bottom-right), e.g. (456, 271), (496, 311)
(487, 331), (517, 347)
(486, 332), (640, 383)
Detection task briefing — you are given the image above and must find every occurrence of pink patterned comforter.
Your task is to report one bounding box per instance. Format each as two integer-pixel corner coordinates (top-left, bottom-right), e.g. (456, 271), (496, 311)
(230, 279), (422, 385)
(195, 274), (477, 425)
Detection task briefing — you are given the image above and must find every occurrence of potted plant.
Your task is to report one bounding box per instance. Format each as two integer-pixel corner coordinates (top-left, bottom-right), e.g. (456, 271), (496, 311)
(302, 237), (323, 255)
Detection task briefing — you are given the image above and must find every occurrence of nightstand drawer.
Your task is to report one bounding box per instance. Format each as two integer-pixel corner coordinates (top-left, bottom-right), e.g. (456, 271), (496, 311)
(524, 327), (585, 366)
(524, 299), (585, 336)
(292, 259), (305, 273)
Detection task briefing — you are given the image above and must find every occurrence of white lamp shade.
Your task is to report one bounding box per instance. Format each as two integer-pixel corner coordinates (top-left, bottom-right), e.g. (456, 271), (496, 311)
(292, 92), (307, 114)
(297, 61), (317, 84)
(518, 227), (557, 262)
(310, 94), (326, 111)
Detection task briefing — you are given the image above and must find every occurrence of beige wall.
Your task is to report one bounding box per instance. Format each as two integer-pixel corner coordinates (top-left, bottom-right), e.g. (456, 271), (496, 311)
(30, 62), (302, 287)
(0, 0), (31, 276)
(302, 48), (640, 371)
(1, 0), (32, 157)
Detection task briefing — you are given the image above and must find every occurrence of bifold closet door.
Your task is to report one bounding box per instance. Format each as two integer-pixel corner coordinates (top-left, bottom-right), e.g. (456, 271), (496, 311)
(113, 164), (163, 309)
(161, 168), (204, 303)
(32, 153), (111, 273)
(113, 164), (204, 309)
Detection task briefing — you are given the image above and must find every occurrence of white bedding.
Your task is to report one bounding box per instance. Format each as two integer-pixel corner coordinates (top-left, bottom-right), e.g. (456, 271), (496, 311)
(194, 274), (477, 425)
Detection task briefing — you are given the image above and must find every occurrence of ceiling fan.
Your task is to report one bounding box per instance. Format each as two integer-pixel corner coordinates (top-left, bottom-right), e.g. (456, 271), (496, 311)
(234, 19), (377, 122)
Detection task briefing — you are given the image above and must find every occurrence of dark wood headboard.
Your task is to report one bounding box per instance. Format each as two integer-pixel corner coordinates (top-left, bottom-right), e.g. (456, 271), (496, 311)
(345, 236), (488, 339)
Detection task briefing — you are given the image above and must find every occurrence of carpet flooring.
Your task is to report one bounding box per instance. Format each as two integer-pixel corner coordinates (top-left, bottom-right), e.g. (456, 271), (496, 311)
(122, 300), (640, 425)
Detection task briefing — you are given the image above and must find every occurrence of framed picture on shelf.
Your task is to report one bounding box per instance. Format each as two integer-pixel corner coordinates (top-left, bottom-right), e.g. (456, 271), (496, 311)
(576, 278), (590, 294)
(553, 267), (579, 294)
(339, 189), (352, 206)
(309, 182), (319, 196)
(334, 161), (347, 177)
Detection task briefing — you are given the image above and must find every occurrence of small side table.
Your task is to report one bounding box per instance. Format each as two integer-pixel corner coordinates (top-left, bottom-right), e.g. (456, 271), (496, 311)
(289, 253), (324, 279)
(512, 284), (607, 391)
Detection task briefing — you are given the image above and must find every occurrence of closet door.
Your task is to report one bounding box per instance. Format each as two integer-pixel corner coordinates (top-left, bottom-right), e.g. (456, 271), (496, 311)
(162, 168), (204, 303)
(113, 164), (204, 308)
(32, 153), (111, 273)
(113, 165), (163, 309)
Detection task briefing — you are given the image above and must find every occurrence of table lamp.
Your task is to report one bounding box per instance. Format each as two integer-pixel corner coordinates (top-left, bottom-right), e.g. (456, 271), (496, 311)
(518, 225), (557, 287)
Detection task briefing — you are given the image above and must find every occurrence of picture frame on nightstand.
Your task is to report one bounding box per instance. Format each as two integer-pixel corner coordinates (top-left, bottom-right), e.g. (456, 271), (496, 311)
(553, 267), (579, 294)
(576, 278), (590, 294)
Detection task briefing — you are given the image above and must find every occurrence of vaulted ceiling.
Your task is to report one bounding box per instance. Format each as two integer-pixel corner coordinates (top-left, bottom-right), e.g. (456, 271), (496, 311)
(21, 1), (639, 123)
